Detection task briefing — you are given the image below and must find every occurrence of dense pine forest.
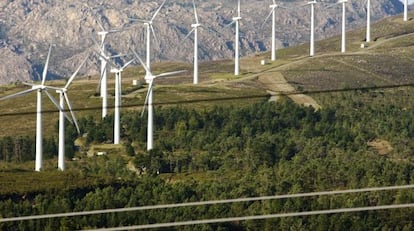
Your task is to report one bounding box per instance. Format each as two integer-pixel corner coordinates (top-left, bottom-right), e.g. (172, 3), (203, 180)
(1, 88), (413, 230)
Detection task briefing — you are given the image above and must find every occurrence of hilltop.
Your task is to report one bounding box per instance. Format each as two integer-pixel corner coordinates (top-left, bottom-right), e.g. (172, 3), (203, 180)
(0, 0), (405, 84)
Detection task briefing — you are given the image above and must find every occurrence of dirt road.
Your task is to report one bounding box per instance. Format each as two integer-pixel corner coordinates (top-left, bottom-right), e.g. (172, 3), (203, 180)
(257, 71), (321, 110)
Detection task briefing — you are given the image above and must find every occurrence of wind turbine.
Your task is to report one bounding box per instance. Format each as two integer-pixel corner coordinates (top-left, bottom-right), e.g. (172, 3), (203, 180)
(0, 45), (68, 172)
(130, 0), (166, 83)
(183, 0), (201, 84)
(132, 50), (187, 151)
(226, 0), (242, 76)
(110, 60), (135, 145)
(327, 0), (348, 53)
(95, 16), (122, 119)
(96, 52), (135, 145)
(262, 0), (288, 61)
(55, 55), (89, 171)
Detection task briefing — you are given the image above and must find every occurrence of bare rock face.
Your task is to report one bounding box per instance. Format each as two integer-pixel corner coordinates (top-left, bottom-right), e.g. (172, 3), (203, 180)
(0, 0), (405, 84)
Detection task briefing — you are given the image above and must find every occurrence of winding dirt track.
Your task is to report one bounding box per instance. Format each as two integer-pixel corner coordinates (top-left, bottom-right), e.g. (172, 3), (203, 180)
(257, 71), (322, 110)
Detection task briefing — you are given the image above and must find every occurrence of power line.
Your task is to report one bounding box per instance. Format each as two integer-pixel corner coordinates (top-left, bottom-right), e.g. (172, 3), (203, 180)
(1, 184), (414, 223)
(0, 82), (413, 118)
(84, 203), (414, 231)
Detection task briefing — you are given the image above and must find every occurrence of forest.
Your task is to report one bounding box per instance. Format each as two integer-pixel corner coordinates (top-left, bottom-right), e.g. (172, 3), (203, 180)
(0, 89), (414, 230)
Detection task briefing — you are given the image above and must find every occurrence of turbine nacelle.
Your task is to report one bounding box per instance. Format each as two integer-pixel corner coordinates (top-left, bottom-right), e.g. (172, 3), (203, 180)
(307, 0), (317, 5)
(110, 68), (122, 74)
(232, 16), (242, 21)
(97, 31), (109, 36)
(270, 4), (279, 9)
(56, 89), (68, 94)
(191, 23), (201, 28)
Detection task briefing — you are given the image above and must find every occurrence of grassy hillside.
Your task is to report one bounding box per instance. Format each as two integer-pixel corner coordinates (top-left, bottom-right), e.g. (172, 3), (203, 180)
(0, 12), (413, 179)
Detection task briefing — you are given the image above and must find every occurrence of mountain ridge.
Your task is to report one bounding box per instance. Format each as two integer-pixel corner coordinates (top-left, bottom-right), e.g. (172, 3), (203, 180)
(0, 0), (405, 84)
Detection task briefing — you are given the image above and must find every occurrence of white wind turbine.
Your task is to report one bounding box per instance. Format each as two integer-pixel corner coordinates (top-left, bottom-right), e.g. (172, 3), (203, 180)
(226, 0), (242, 76)
(327, 0), (348, 53)
(0, 45), (69, 172)
(130, 0), (167, 83)
(97, 52), (135, 145)
(183, 0), (201, 84)
(262, 0), (288, 61)
(55, 55), (89, 171)
(95, 17), (122, 119)
(132, 50), (187, 151)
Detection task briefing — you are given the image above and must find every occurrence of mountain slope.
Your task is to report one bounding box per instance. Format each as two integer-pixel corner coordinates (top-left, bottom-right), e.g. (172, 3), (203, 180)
(0, 0), (405, 84)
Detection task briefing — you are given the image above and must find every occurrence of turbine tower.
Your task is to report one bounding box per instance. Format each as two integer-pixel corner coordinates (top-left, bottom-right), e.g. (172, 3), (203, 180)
(227, 0), (242, 75)
(262, 0), (288, 61)
(95, 18), (121, 119)
(97, 52), (135, 145)
(132, 51), (187, 151)
(366, 0), (371, 42)
(0, 45), (68, 171)
(130, 0), (166, 83)
(307, 0), (317, 56)
(340, 0), (347, 53)
(55, 56), (88, 171)
(110, 59), (135, 145)
(183, 0), (202, 84)
(404, 0), (408, 22)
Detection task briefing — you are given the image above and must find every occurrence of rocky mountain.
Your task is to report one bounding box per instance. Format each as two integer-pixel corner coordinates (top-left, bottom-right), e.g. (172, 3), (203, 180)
(0, 0), (405, 84)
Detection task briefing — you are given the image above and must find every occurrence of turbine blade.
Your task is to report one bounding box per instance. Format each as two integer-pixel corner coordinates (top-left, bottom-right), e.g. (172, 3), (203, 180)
(108, 29), (123, 33)
(0, 88), (36, 101)
(129, 18), (148, 23)
(155, 70), (188, 78)
(131, 49), (151, 74)
(43, 85), (63, 91)
(151, 0), (167, 22)
(193, 0), (199, 24)
(279, 6), (291, 10)
(325, 1), (341, 9)
(141, 79), (154, 117)
(225, 20), (236, 28)
(22, 82), (35, 87)
(65, 55), (89, 89)
(94, 14), (106, 32)
(90, 35), (103, 50)
(272, 0), (276, 4)
(182, 28), (196, 42)
(150, 25), (160, 49)
(64, 93), (80, 134)
(42, 45), (52, 86)
(45, 90), (72, 122)
(110, 53), (130, 59)
(238, 0), (241, 17)
(261, 9), (274, 28)
(94, 49), (118, 68)
(120, 59), (135, 71)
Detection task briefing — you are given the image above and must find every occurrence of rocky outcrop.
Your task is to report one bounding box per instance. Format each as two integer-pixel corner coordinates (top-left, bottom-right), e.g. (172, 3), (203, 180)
(0, 0), (405, 84)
